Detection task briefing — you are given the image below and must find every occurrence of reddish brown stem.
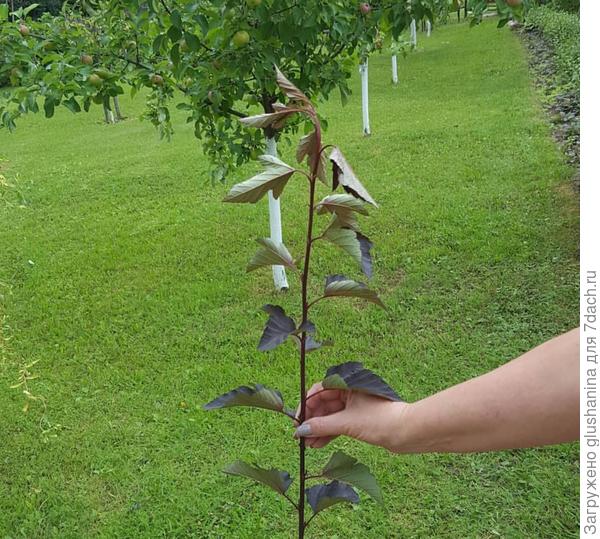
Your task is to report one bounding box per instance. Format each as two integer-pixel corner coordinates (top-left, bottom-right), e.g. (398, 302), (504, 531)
(297, 111), (322, 539)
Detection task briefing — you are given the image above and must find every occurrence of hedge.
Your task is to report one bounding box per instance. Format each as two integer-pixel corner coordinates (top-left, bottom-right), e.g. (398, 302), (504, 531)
(525, 5), (580, 94)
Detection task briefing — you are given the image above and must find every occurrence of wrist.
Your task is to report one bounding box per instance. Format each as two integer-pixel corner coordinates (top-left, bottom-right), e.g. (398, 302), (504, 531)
(379, 400), (413, 453)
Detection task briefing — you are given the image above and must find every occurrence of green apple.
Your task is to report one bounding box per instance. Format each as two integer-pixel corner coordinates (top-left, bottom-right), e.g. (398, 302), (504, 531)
(18, 24), (30, 37)
(80, 54), (93, 65)
(246, 0), (262, 7)
(232, 30), (250, 48)
(88, 74), (103, 87)
(94, 68), (114, 80)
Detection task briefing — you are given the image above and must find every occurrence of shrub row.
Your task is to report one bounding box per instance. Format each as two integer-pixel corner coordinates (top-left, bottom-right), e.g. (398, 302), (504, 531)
(524, 5), (580, 94)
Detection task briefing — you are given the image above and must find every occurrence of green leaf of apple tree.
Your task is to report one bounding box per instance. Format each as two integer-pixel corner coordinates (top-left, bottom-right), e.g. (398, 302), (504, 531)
(203, 384), (285, 413)
(223, 155), (295, 203)
(322, 362), (402, 401)
(324, 275), (385, 309)
(224, 460), (293, 495)
(321, 451), (383, 505)
(329, 147), (378, 207)
(305, 481), (359, 515)
(247, 238), (296, 273)
(258, 305), (296, 352)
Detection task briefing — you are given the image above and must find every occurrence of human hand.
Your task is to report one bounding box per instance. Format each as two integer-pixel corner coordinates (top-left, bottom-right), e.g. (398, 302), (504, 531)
(294, 382), (408, 452)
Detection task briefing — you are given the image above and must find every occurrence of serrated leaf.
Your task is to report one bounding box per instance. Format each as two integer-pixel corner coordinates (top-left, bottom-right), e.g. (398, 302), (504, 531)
(306, 481), (359, 515)
(322, 451), (383, 505)
(247, 238), (296, 273)
(223, 156), (295, 203)
(258, 305), (296, 352)
(224, 460), (292, 495)
(204, 384), (285, 412)
(239, 109), (298, 129)
(322, 362), (402, 401)
(323, 227), (373, 278)
(329, 147), (378, 207)
(296, 130), (327, 184)
(275, 66), (310, 105)
(324, 275), (385, 309)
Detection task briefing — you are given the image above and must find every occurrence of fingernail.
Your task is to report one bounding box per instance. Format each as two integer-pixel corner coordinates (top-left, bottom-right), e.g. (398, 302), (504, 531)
(295, 424), (312, 437)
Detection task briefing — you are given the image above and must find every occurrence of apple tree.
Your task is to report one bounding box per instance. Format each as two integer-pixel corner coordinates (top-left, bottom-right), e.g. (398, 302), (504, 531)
(0, 0), (525, 289)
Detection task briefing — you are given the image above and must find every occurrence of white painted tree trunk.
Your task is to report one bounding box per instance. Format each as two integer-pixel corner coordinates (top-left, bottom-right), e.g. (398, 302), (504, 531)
(113, 96), (123, 121)
(391, 55), (398, 85)
(359, 61), (371, 136)
(426, 20), (432, 37)
(265, 137), (289, 291)
(410, 19), (417, 47)
(103, 104), (115, 124)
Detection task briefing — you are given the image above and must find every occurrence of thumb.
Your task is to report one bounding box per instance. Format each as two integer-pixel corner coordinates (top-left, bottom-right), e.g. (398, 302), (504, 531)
(295, 411), (347, 439)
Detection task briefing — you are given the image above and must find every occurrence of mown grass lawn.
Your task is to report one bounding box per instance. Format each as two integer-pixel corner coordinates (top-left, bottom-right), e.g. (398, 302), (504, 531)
(0, 19), (578, 538)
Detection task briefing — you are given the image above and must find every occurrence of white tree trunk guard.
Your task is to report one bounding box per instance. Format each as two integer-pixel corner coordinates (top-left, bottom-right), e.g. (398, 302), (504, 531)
(265, 137), (289, 291)
(410, 19), (417, 47)
(391, 55), (398, 84)
(359, 61), (371, 136)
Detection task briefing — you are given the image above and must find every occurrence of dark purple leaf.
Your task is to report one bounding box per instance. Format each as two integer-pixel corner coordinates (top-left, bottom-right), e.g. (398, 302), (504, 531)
(204, 384), (284, 412)
(322, 451), (383, 505)
(322, 362), (402, 401)
(323, 275), (385, 308)
(357, 232), (373, 278)
(258, 305), (296, 351)
(306, 480), (359, 515)
(224, 460), (292, 495)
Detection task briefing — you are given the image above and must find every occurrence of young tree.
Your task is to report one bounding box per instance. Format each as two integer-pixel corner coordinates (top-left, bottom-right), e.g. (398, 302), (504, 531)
(204, 67), (398, 538)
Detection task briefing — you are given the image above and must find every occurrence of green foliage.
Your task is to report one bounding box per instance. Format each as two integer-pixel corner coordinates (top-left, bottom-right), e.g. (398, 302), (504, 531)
(8, 0), (62, 17)
(525, 5), (579, 94)
(0, 0), (436, 179)
(0, 0), (525, 178)
(546, 0), (579, 14)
